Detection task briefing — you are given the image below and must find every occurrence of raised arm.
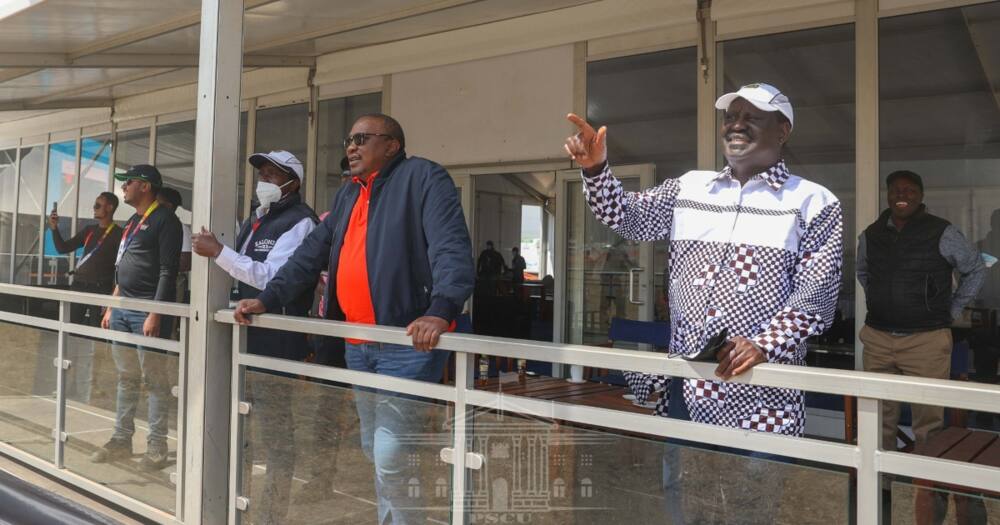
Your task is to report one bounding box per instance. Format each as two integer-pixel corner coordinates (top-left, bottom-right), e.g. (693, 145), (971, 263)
(564, 113), (680, 242)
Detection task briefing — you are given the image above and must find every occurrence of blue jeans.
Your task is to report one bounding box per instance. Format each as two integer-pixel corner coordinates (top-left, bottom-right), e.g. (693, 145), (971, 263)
(345, 342), (449, 525)
(109, 309), (171, 446)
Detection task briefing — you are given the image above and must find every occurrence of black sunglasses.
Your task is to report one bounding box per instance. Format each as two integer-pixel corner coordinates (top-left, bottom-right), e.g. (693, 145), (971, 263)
(343, 133), (396, 149)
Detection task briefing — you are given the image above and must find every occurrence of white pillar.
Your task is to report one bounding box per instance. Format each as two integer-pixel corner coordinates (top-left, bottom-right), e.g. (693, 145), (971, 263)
(186, 0), (243, 522)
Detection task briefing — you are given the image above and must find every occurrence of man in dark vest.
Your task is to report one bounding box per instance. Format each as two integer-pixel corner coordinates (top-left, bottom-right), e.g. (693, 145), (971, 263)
(858, 170), (985, 450)
(191, 150), (318, 524)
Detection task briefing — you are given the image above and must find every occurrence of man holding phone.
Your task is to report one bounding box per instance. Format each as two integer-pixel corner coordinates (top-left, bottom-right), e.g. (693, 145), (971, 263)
(48, 193), (123, 402)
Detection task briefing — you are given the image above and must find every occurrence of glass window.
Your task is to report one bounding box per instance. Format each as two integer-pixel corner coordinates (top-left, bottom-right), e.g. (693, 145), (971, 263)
(720, 24), (856, 367)
(76, 135), (113, 237)
(254, 103), (308, 182)
(0, 149), (16, 282)
(587, 47), (699, 326)
(588, 48), (698, 178)
(14, 145), (46, 285)
(880, 3), (1000, 390)
(114, 127), (151, 221)
(43, 140), (78, 286)
(316, 93), (382, 211)
(155, 120), (195, 225)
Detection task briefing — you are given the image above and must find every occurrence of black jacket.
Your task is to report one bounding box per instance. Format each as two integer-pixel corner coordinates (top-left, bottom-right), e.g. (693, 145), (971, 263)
(258, 152), (474, 327)
(864, 207), (953, 332)
(235, 192), (319, 360)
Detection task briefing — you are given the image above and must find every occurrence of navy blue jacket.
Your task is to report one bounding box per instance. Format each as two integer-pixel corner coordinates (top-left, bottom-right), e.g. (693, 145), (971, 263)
(257, 152), (474, 327)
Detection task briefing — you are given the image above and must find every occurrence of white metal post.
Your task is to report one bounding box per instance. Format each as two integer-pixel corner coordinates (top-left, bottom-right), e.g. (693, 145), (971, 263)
(450, 352), (475, 525)
(227, 324), (247, 525)
(53, 300), (70, 468)
(186, 0), (244, 522)
(855, 0), (880, 371)
(8, 144), (20, 283)
(36, 140), (50, 285)
(69, 133), (82, 279)
(175, 317), (188, 520)
(696, 0), (717, 171)
(305, 72), (319, 209)
(856, 397), (882, 525)
(241, 98), (257, 223)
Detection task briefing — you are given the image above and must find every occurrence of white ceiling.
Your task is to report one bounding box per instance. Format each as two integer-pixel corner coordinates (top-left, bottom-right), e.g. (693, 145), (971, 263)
(0, 0), (595, 114)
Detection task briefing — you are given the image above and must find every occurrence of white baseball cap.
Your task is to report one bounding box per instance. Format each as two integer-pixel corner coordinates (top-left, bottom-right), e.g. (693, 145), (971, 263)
(715, 83), (794, 130)
(248, 150), (304, 182)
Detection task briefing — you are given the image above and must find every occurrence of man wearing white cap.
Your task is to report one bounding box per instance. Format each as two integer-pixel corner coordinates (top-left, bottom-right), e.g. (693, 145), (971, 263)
(565, 83), (843, 433)
(566, 82), (843, 520)
(191, 150), (319, 524)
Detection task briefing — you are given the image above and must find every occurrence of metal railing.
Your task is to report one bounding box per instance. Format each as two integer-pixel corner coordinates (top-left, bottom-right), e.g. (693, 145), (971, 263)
(0, 279), (998, 525)
(0, 283), (189, 525)
(215, 309), (1000, 525)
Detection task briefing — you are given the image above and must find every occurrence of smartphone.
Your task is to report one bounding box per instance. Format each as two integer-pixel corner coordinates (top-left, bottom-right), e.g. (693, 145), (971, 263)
(52, 201), (57, 214)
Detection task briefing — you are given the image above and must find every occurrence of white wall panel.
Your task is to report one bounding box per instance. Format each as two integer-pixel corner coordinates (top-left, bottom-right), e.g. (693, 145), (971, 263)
(0, 108), (109, 141)
(315, 0), (694, 86)
(392, 46), (574, 166)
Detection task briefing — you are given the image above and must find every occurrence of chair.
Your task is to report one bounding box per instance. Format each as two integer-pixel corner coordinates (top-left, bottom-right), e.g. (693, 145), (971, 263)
(589, 317), (670, 381)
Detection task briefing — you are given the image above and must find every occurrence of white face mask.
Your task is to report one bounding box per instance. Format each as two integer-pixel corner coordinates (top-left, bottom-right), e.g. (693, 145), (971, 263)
(255, 179), (293, 210)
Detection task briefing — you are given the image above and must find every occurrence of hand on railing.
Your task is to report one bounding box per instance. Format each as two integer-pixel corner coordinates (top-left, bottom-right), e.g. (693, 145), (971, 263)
(714, 336), (767, 380)
(406, 316), (450, 352)
(233, 299), (266, 324)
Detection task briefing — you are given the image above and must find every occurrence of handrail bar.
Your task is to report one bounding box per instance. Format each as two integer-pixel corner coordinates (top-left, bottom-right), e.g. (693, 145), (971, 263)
(0, 283), (190, 318)
(214, 310), (1000, 413)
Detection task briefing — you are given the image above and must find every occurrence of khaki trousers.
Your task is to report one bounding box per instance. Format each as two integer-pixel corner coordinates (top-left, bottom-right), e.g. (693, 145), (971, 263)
(860, 325), (952, 450)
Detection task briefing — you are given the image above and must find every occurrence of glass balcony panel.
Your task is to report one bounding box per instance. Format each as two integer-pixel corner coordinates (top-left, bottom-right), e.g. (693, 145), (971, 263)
(467, 410), (851, 524)
(237, 369), (454, 524)
(0, 320), (57, 462)
(62, 333), (180, 514)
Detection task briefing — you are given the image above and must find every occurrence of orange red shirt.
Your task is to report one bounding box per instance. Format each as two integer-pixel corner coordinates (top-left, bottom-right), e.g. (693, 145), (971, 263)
(337, 172), (378, 344)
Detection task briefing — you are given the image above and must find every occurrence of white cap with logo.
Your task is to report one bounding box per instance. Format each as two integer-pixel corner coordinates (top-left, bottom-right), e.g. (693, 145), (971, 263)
(715, 83), (794, 129)
(248, 150), (305, 182)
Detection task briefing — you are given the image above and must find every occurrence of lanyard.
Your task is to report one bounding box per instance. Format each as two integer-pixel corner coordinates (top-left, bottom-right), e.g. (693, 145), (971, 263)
(75, 223), (115, 270)
(116, 201), (159, 264)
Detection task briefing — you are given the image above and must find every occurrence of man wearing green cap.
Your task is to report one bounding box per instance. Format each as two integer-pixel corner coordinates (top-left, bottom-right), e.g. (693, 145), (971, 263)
(94, 164), (182, 471)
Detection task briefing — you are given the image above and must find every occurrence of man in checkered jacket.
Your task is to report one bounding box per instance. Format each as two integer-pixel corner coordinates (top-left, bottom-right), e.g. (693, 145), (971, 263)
(565, 83), (843, 437)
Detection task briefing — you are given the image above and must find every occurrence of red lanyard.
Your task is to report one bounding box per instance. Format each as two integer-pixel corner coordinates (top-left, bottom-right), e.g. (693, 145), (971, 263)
(120, 201), (159, 255)
(76, 223), (115, 269)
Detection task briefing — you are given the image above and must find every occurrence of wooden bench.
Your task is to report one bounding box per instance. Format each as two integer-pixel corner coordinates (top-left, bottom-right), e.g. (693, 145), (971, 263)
(478, 375), (652, 415)
(910, 427), (1000, 524)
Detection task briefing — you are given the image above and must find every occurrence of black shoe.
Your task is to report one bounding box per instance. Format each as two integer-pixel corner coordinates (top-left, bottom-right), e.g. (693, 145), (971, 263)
(91, 438), (132, 463)
(140, 443), (169, 471)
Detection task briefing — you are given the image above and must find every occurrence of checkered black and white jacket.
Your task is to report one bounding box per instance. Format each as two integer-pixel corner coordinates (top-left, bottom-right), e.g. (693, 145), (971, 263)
(588, 160), (843, 436)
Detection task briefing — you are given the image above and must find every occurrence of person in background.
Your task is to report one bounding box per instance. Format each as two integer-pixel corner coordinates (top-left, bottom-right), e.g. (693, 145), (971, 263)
(156, 187), (192, 282)
(233, 114), (474, 524)
(510, 246), (527, 286)
(191, 150), (317, 524)
(48, 192), (123, 402)
(477, 240), (507, 277)
(94, 165), (182, 472)
(858, 170), (986, 450)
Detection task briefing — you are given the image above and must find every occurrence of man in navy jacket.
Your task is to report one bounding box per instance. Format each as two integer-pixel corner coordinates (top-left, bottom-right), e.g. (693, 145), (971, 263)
(235, 113), (474, 524)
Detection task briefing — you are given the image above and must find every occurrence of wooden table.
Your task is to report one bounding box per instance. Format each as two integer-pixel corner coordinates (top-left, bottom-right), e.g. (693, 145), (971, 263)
(478, 375), (652, 415)
(910, 427), (1000, 524)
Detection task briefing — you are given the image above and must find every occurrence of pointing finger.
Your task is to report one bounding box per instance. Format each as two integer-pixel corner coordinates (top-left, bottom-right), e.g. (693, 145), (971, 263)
(566, 113), (596, 137)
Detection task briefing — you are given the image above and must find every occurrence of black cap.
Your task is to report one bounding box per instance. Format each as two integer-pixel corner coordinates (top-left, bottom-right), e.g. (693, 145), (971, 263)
(114, 164), (163, 188)
(159, 187), (182, 208)
(886, 170), (924, 193)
